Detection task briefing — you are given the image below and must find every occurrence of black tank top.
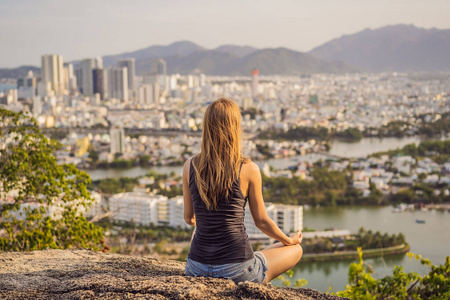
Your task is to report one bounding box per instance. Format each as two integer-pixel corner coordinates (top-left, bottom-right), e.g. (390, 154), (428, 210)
(188, 159), (254, 264)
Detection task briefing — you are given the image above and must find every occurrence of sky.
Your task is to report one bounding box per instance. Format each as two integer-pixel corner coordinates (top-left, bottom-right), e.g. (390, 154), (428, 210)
(1, 0), (449, 68)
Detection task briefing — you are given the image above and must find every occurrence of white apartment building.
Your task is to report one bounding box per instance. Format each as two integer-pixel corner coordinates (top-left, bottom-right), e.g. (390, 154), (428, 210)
(109, 192), (170, 226)
(244, 203), (303, 236)
(41, 54), (64, 96)
(1, 191), (102, 221)
(168, 196), (190, 229)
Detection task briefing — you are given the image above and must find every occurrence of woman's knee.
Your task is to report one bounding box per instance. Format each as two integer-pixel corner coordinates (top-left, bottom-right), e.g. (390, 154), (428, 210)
(295, 244), (303, 262)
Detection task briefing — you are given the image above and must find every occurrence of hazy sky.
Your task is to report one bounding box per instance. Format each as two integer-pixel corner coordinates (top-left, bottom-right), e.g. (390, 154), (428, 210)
(1, 0), (449, 68)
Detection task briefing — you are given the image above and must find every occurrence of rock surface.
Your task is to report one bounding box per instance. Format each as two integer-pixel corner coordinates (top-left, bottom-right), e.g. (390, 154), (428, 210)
(0, 249), (348, 300)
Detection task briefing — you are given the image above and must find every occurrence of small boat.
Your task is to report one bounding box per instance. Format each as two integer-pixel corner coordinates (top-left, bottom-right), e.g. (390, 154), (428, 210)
(392, 204), (408, 213)
(416, 219), (426, 224)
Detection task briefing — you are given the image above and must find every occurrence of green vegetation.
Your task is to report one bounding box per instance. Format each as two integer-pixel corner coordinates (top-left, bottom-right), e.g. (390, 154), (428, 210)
(262, 165), (385, 206)
(259, 126), (331, 141)
(275, 269), (308, 287)
(302, 227), (406, 255)
(0, 108), (104, 251)
(90, 154), (184, 169)
(335, 127), (364, 141)
(260, 112), (449, 142)
(90, 177), (139, 194)
(259, 126), (365, 142)
(255, 144), (274, 158)
(389, 185), (450, 205)
(417, 112), (450, 137)
(98, 221), (194, 242)
(371, 140), (450, 159)
(336, 249), (450, 300)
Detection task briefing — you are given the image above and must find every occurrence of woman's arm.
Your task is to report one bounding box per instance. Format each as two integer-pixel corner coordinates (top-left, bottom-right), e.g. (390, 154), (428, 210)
(246, 162), (301, 246)
(182, 158), (196, 226)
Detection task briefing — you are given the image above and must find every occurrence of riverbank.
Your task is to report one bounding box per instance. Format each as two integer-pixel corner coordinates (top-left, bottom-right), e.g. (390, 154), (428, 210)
(301, 243), (410, 263)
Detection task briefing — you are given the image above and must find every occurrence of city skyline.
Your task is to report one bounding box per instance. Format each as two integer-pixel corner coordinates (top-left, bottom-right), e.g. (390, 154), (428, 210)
(1, 0), (450, 68)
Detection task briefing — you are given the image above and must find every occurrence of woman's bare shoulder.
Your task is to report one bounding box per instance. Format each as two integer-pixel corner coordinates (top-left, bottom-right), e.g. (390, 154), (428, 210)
(241, 160), (260, 176)
(183, 156), (196, 175)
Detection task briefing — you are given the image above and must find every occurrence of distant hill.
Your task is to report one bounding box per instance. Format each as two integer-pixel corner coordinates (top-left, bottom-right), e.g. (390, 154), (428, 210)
(221, 48), (357, 76)
(213, 45), (259, 58)
(0, 66), (40, 79)
(113, 41), (355, 75)
(103, 41), (206, 67)
(309, 24), (450, 72)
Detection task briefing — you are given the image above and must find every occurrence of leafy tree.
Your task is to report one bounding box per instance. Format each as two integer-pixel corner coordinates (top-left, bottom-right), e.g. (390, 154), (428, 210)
(88, 148), (99, 163)
(336, 249), (450, 299)
(0, 108), (104, 251)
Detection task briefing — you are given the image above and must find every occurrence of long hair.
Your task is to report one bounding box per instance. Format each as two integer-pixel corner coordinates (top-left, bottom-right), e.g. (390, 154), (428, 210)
(193, 98), (248, 210)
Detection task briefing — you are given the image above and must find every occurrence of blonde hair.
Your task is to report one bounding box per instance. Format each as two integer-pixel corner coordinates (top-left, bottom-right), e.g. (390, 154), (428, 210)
(193, 98), (248, 210)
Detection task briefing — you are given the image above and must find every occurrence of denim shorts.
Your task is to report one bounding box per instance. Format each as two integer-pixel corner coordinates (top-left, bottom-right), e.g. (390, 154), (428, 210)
(185, 252), (268, 284)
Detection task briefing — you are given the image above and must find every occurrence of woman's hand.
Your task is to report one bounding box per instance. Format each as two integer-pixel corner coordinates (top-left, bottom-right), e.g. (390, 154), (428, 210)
(288, 230), (303, 245)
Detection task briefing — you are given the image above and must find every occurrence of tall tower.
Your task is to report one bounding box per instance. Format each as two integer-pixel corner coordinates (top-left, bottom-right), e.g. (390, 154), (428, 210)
(41, 54), (64, 96)
(78, 58), (95, 95)
(251, 69), (259, 99)
(117, 58), (135, 90)
(107, 67), (128, 102)
(76, 58), (102, 96)
(93, 68), (108, 100)
(63, 62), (77, 93)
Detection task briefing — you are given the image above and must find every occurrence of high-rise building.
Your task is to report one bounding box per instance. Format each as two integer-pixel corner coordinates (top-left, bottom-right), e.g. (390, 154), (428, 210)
(138, 84), (154, 105)
(95, 57), (103, 69)
(107, 67), (128, 101)
(110, 126), (125, 155)
(117, 58), (135, 90)
(41, 55), (65, 96)
(150, 59), (167, 91)
(63, 63), (77, 93)
(92, 68), (108, 100)
(78, 58), (95, 95)
(251, 69), (259, 99)
(76, 58), (102, 96)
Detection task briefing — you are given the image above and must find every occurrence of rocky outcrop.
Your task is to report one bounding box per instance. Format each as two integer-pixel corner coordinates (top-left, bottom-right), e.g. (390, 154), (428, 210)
(0, 249), (347, 300)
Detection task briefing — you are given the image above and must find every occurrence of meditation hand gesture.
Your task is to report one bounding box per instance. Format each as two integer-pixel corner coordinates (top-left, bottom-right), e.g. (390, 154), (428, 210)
(288, 230), (303, 245)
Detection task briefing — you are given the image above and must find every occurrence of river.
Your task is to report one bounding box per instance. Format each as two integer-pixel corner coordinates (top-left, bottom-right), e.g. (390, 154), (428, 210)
(86, 136), (439, 180)
(272, 206), (450, 292)
(85, 136), (449, 292)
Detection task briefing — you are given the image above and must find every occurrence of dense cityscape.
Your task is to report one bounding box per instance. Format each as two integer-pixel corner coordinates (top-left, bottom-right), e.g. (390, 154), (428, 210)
(3, 0), (450, 297)
(1, 52), (450, 297)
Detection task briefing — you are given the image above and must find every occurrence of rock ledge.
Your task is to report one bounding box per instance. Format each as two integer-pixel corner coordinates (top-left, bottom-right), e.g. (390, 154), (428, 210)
(0, 249), (347, 300)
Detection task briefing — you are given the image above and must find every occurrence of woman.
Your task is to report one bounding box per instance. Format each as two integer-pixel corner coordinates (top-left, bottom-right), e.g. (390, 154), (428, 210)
(183, 98), (302, 284)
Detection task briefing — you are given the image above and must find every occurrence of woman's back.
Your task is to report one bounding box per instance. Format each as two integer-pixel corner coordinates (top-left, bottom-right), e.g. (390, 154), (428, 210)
(183, 98), (302, 285)
(188, 159), (254, 264)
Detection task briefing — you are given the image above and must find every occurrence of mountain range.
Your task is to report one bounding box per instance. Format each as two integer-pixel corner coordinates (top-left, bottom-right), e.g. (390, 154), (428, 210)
(309, 24), (450, 72)
(2, 24), (449, 78)
(102, 41), (356, 75)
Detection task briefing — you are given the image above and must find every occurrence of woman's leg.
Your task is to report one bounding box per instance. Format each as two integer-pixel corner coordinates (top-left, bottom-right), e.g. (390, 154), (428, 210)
(260, 242), (303, 284)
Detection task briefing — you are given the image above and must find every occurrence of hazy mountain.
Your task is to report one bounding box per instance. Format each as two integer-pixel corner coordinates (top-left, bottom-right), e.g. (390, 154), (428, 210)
(213, 45), (259, 58)
(164, 51), (238, 75)
(309, 24), (450, 72)
(222, 48), (357, 75)
(0, 66), (40, 79)
(103, 41), (206, 67)
(102, 40), (353, 75)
